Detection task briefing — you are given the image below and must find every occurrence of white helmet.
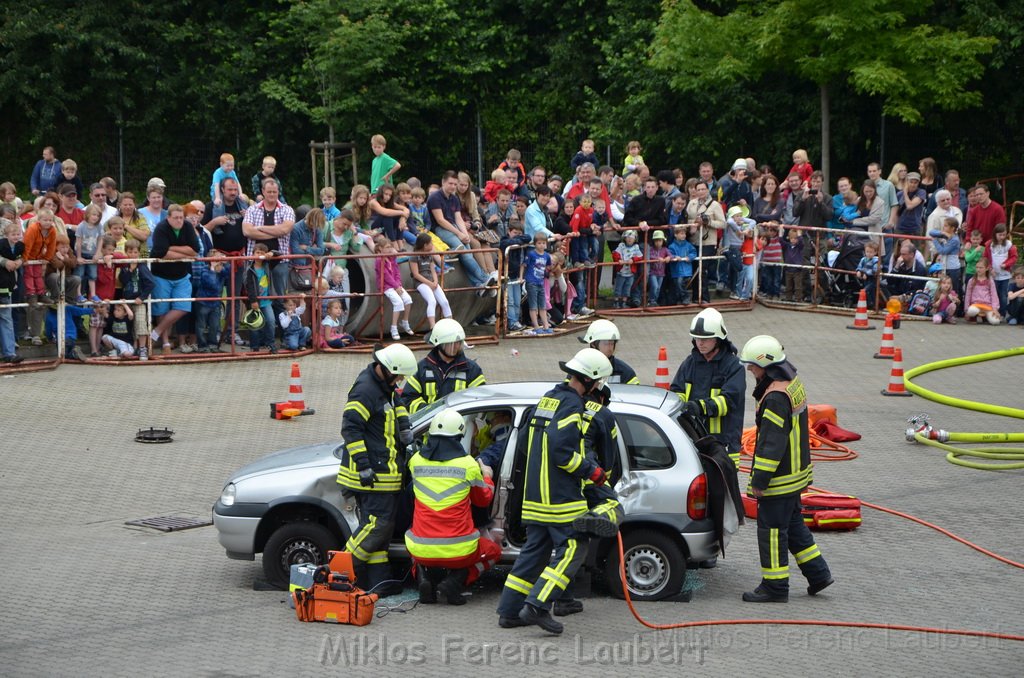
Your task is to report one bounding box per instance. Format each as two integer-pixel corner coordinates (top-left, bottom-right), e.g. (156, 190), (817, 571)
(739, 335), (786, 368)
(374, 343), (417, 377)
(428, 318), (465, 347)
(581, 318), (620, 344)
(560, 347), (613, 383)
(429, 408), (466, 437)
(689, 307), (728, 340)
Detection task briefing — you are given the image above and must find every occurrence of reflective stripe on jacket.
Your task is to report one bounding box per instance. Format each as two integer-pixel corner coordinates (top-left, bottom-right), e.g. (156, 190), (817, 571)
(337, 363), (408, 493)
(747, 377), (812, 498)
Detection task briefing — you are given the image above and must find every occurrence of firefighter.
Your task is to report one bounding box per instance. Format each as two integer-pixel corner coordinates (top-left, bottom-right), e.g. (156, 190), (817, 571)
(402, 318), (485, 413)
(579, 318), (639, 384)
(670, 307), (746, 469)
(554, 384), (624, 617)
(336, 343), (418, 597)
(738, 335), (834, 603)
(406, 408), (501, 605)
(496, 347), (612, 635)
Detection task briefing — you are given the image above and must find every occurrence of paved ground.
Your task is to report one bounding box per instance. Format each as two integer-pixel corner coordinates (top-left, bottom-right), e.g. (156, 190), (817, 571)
(2, 307), (1022, 676)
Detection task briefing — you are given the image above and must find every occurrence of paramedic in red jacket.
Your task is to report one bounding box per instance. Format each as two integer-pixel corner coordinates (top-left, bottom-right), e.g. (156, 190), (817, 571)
(405, 408), (500, 605)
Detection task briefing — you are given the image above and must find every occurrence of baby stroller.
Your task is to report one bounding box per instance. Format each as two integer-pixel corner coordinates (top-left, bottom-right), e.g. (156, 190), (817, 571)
(820, 230), (869, 307)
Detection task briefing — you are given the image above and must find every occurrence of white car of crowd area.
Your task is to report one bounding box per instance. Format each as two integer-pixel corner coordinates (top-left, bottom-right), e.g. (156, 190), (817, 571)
(213, 382), (734, 601)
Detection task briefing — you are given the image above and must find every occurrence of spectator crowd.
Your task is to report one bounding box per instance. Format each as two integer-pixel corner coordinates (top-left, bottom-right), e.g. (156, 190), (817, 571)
(1, 138), (1021, 364)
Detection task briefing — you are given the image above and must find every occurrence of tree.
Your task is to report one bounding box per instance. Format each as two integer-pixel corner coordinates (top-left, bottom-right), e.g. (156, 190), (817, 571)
(651, 0), (996, 183)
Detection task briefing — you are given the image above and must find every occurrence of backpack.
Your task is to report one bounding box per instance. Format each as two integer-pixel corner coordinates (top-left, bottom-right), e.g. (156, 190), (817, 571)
(907, 290), (932, 316)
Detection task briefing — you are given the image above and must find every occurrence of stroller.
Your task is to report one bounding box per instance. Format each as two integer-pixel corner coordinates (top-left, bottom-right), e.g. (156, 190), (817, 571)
(819, 230), (869, 307)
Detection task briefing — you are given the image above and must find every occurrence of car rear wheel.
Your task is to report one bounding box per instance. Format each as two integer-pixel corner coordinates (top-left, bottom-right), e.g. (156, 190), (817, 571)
(605, 529), (686, 601)
(262, 522), (341, 589)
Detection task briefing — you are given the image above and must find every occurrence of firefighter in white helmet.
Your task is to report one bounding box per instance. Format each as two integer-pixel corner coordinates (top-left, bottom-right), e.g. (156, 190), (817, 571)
(337, 342), (418, 597)
(402, 318), (485, 413)
(579, 318), (639, 384)
(738, 335), (833, 603)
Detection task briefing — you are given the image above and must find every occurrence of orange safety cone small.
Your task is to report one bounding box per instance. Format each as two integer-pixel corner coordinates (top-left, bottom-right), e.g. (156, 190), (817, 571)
(288, 362), (306, 409)
(873, 314), (896, 359)
(846, 289), (876, 330)
(880, 347), (912, 397)
(654, 346), (670, 389)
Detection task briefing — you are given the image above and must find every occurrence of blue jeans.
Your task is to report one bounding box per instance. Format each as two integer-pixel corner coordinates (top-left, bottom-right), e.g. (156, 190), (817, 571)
(525, 281), (545, 311)
(614, 273), (633, 299)
(250, 306), (276, 350)
(0, 295), (15, 358)
(433, 228), (487, 287)
(736, 264), (754, 300)
(995, 278), (1009, 317)
(284, 326), (312, 350)
(196, 303), (222, 348)
(671, 276), (692, 304)
(506, 279), (523, 326)
(760, 265), (782, 297)
(723, 246), (742, 292)
(648, 274), (664, 305)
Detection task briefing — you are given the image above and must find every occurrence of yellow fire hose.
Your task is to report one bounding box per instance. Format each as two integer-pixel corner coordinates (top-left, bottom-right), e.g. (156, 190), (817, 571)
(903, 347), (1024, 470)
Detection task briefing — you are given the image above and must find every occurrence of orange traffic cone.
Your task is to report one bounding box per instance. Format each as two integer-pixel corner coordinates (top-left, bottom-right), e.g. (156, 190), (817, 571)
(881, 347), (912, 397)
(873, 314), (895, 359)
(654, 346), (670, 389)
(288, 362), (306, 409)
(847, 289), (876, 330)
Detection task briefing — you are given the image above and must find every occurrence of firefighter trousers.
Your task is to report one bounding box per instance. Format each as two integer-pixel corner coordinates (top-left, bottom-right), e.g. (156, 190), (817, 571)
(756, 494), (831, 595)
(345, 491), (398, 572)
(497, 523), (588, 616)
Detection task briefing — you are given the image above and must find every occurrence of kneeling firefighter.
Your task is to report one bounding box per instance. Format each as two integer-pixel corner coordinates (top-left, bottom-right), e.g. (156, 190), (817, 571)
(738, 335), (834, 603)
(337, 343), (418, 597)
(405, 408), (501, 605)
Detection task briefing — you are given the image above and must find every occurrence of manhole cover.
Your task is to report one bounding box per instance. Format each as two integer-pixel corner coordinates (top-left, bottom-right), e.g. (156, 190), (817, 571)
(125, 515), (211, 532)
(136, 427), (174, 443)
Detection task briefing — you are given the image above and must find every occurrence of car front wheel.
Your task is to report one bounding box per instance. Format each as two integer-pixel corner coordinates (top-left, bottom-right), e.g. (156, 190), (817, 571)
(262, 522), (342, 589)
(605, 528), (686, 602)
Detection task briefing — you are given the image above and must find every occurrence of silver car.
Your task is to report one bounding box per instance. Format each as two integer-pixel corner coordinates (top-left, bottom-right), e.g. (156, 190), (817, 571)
(213, 382), (734, 601)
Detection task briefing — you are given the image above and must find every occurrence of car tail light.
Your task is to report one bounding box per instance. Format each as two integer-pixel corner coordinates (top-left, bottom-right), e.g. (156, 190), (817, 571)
(687, 473), (707, 520)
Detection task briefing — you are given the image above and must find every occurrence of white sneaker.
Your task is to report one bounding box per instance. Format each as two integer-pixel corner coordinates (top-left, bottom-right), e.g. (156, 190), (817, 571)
(390, 327), (401, 341)
(400, 322), (415, 336)
(107, 349), (119, 357)
(139, 347), (149, 361)
(150, 330), (161, 342)
(578, 306), (594, 316)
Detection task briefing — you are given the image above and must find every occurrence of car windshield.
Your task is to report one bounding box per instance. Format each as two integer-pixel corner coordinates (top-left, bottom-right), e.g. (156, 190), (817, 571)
(409, 398), (447, 430)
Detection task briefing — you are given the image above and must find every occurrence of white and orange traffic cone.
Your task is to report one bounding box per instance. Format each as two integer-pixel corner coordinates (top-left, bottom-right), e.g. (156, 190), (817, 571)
(880, 347), (912, 397)
(873, 314), (895, 359)
(286, 362), (316, 415)
(847, 289), (876, 330)
(654, 346), (670, 389)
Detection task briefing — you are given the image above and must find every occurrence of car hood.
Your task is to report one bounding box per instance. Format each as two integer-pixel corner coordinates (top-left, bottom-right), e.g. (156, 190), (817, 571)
(227, 440), (341, 483)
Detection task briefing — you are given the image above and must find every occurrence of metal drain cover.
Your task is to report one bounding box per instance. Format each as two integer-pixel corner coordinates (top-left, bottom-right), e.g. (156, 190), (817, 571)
(136, 427), (174, 443)
(125, 515), (212, 532)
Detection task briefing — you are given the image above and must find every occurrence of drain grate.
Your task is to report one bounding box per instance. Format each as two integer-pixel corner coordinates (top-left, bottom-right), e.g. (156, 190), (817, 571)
(125, 515), (212, 532)
(136, 427), (174, 443)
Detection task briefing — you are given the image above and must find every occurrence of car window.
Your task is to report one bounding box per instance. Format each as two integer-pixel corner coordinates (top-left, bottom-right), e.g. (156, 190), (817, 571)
(619, 414), (675, 470)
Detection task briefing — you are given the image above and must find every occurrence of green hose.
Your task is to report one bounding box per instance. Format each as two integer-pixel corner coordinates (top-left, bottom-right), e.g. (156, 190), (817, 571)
(902, 347), (1024, 470)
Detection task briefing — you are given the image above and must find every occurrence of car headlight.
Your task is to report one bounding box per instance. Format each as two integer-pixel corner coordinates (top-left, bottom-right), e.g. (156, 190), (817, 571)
(220, 483), (236, 506)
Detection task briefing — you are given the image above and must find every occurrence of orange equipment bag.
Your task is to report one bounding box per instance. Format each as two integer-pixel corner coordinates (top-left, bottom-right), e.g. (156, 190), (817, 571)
(292, 551), (378, 625)
(741, 492), (862, 530)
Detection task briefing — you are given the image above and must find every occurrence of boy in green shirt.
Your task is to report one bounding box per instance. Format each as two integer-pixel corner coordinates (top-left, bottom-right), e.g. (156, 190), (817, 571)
(370, 134), (401, 192)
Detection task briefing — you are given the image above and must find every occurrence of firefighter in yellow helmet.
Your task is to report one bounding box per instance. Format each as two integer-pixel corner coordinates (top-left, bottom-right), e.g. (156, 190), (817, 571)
(738, 335), (834, 603)
(337, 343), (417, 597)
(496, 347), (613, 635)
(406, 408), (501, 605)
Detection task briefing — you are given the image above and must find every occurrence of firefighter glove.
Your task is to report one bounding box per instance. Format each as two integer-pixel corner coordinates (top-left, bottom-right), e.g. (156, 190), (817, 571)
(683, 400), (703, 417)
(358, 467), (377, 488)
(589, 467), (607, 486)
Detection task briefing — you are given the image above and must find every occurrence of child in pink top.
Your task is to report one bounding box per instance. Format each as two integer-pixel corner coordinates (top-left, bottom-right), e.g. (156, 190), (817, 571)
(965, 257), (1000, 324)
(375, 239), (414, 340)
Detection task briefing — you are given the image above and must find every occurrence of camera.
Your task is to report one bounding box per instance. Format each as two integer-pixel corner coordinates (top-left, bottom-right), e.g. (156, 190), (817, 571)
(699, 213), (711, 226)
(808, 189), (818, 195)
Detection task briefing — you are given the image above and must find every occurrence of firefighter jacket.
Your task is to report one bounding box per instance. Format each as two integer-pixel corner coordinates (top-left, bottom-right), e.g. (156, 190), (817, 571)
(404, 436), (494, 562)
(582, 398), (619, 479)
(747, 376), (812, 498)
(522, 383), (599, 524)
(669, 340), (745, 466)
(609, 355), (640, 385)
(337, 363), (410, 493)
(401, 348), (486, 413)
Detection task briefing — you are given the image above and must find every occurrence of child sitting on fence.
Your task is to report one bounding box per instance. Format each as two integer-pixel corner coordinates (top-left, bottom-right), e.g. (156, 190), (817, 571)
(375, 238), (414, 340)
(279, 296), (312, 350)
(409, 232), (451, 331)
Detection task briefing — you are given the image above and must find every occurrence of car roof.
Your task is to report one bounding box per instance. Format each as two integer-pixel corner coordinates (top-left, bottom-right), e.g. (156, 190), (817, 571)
(444, 381), (676, 412)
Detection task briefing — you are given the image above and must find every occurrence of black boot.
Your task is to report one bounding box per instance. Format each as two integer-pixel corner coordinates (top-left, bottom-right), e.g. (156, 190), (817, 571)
(519, 603), (563, 635)
(808, 576), (834, 596)
(416, 567), (436, 604)
(436, 569), (468, 605)
(553, 598), (584, 616)
(741, 586), (788, 603)
(572, 512), (618, 538)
